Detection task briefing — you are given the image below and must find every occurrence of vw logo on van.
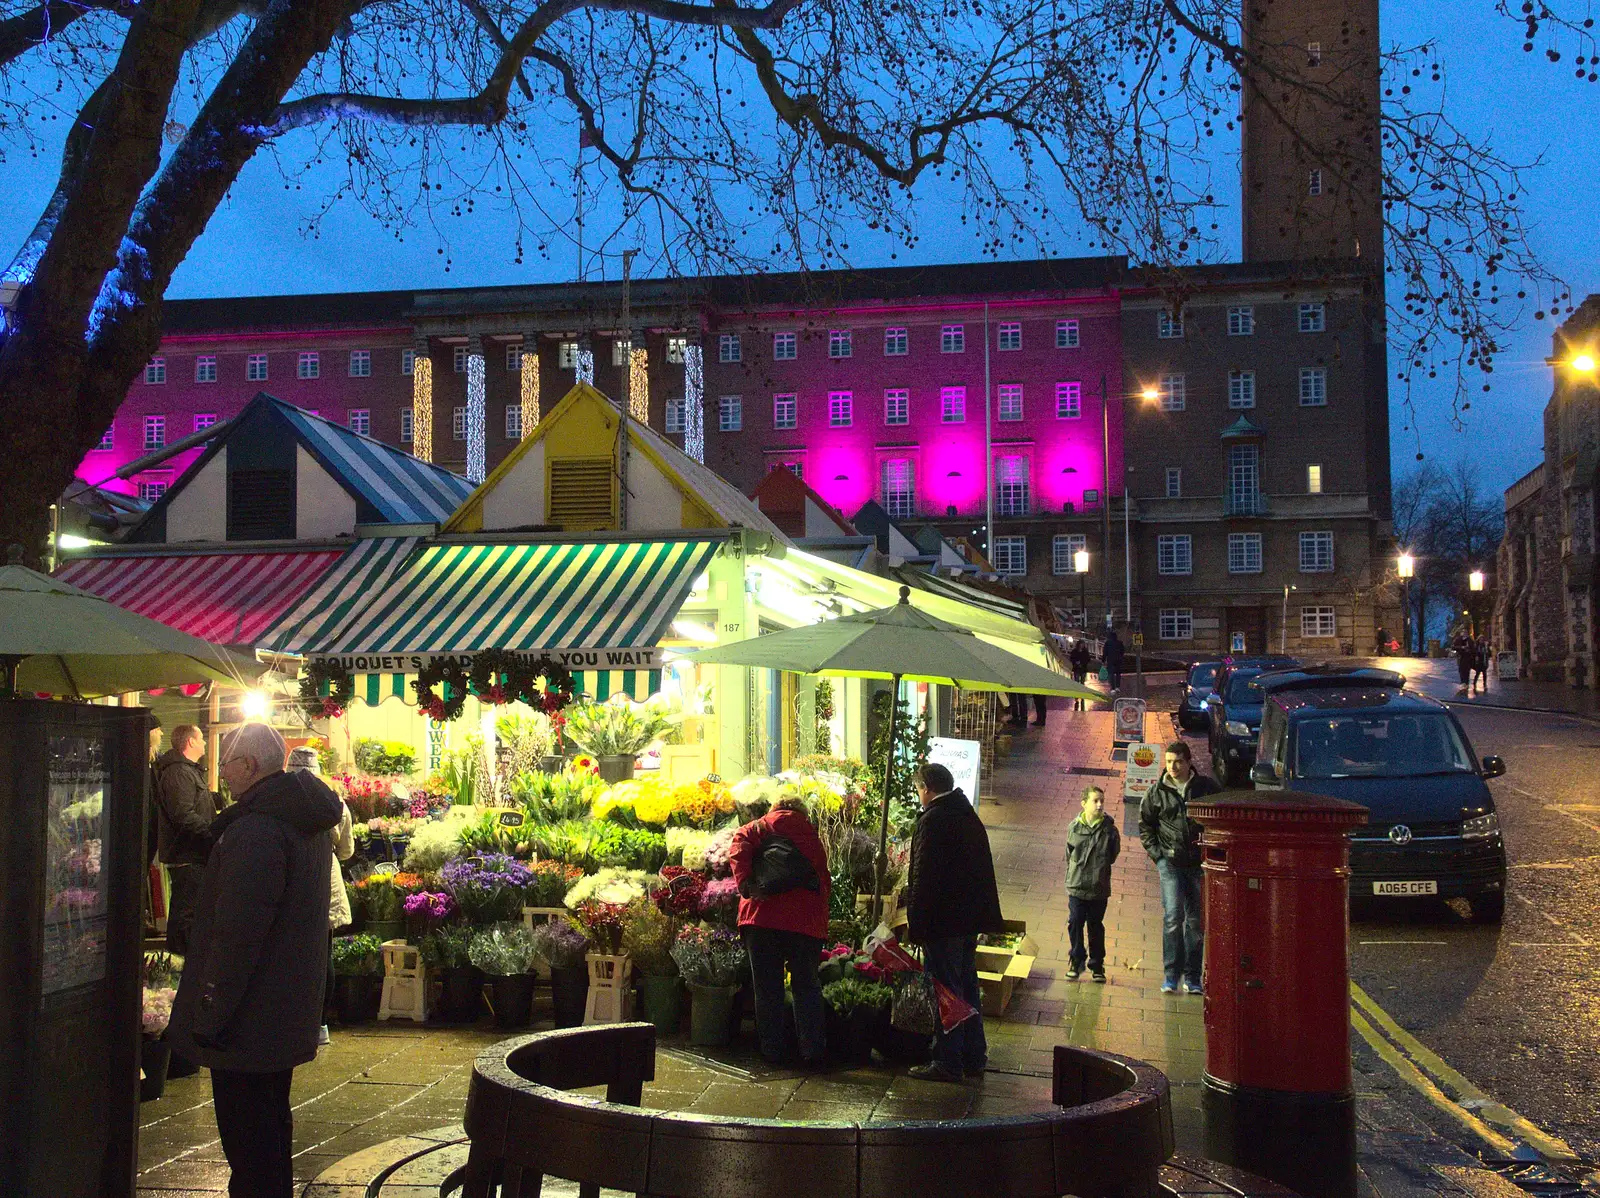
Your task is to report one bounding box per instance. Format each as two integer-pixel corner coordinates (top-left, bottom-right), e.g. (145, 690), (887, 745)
(1388, 824), (1414, 845)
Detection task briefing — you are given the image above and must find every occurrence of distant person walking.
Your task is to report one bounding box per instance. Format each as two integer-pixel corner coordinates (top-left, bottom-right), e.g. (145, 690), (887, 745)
(153, 724), (222, 956)
(1102, 629), (1126, 692)
(1065, 786), (1120, 983)
(906, 762), (1004, 1083)
(1472, 637), (1491, 691)
(1138, 742), (1220, 995)
(168, 724), (342, 1198)
(1452, 631), (1475, 689)
(1031, 693), (1048, 728)
(1070, 640), (1092, 711)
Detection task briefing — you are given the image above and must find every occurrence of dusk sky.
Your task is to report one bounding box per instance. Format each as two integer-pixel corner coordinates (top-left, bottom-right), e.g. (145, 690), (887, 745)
(3, 1), (1594, 500)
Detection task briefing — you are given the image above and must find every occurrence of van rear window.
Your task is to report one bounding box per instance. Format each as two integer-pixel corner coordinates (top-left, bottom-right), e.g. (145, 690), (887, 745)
(1294, 713), (1473, 779)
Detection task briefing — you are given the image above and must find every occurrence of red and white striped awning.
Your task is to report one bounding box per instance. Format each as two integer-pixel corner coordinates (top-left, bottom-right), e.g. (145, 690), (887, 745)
(55, 549), (345, 645)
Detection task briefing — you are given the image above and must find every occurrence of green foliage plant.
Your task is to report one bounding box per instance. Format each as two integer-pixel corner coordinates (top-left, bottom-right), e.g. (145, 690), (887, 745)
(821, 977), (894, 1017)
(353, 738), (418, 778)
(331, 933), (385, 976)
(418, 925), (475, 971)
(468, 923), (539, 976)
(864, 689), (929, 843)
(619, 897), (676, 976)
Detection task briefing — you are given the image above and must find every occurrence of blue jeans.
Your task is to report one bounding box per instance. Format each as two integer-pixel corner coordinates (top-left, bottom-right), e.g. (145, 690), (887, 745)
(1156, 858), (1204, 987)
(742, 926), (825, 1063)
(922, 935), (986, 1075)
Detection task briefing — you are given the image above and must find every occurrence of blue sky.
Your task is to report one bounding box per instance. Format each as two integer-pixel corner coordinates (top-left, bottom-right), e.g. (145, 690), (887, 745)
(3, 2), (1592, 498)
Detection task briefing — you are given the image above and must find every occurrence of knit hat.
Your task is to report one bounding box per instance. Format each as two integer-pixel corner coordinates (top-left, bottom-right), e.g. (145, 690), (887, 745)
(286, 746), (321, 773)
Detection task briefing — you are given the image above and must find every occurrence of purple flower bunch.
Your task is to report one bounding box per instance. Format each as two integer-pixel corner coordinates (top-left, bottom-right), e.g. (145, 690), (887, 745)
(403, 891), (456, 922)
(441, 853), (534, 924)
(50, 886), (99, 913)
(698, 876), (740, 920)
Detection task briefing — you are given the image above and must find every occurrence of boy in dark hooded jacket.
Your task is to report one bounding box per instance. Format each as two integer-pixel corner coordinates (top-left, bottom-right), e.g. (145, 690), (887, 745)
(1064, 786), (1120, 982)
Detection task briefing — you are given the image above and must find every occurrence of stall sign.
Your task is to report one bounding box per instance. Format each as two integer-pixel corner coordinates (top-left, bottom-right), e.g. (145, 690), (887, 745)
(1123, 742), (1163, 802)
(1112, 697), (1147, 745)
(928, 737), (982, 807)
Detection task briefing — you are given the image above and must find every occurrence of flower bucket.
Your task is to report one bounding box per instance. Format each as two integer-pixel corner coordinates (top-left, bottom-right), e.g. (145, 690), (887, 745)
(367, 919), (404, 944)
(824, 1007), (874, 1065)
(688, 983), (738, 1047)
(597, 755), (636, 784)
(639, 974), (684, 1036)
(436, 966), (484, 1023)
(549, 965), (590, 1028)
(333, 974), (382, 1024)
(139, 1036), (172, 1102)
(871, 1011), (930, 1064)
(538, 755), (570, 775)
(489, 974), (535, 1028)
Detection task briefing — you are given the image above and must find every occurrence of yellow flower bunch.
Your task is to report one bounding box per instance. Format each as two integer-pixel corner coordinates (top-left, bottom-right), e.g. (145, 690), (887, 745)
(632, 780), (675, 827)
(670, 778), (735, 826)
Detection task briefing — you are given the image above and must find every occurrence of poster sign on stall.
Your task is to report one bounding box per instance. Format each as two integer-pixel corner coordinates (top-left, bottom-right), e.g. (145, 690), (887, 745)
(1123, 742), (1163, 802)
(928, 737), (982, 807)
(1112, 697), (1147, 745)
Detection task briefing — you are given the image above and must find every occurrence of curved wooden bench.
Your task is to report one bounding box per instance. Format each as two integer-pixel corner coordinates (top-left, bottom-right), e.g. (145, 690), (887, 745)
(459, 1023), (1175, 1198)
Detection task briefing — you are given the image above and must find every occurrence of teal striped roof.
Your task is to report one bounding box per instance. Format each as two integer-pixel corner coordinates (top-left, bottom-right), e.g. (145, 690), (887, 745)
(265, 536), (420, 653)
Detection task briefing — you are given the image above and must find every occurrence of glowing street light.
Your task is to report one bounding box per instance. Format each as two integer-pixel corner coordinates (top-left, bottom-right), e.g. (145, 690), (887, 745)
(1140, 386), (1160, 403)
(1469, 570), (1485, 592)
(1397, 553), (1414, 579)
(240, 690), (271, 720)
(1572, 354), (1596, 374)
(1074, 549), (1090, 628)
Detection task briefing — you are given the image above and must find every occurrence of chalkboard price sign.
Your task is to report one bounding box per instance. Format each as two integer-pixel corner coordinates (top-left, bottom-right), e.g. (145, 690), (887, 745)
(498, 810), (526, 827)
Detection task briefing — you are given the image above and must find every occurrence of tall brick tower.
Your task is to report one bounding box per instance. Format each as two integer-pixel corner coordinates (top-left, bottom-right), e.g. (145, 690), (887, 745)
(1239, 0), (1384, 265)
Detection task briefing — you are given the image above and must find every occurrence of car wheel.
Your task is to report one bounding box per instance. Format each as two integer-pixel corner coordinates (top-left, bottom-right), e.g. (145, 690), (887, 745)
(1468, 893), (1505, 924)
(1213, 752), (1232, 786)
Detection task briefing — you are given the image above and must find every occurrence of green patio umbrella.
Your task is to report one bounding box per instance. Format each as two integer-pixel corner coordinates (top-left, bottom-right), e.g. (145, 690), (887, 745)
(676, 585), (1101, 920)
(0, 557), (267, 699)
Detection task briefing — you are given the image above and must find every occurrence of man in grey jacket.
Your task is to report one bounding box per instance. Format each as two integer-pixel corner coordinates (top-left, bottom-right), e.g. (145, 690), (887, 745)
(167, 723), (342, 1198)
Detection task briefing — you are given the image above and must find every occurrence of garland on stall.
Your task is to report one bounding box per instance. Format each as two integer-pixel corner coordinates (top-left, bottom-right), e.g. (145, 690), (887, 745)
(468, 648), (524, 706)
(299, 660), (355, 721)
(524, 655), (578, 715)
(413, 659), (470, 723)
(416, 652), (579, 722)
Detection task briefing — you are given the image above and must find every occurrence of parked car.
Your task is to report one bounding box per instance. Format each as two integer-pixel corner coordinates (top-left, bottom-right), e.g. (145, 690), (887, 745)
(1204, 657), (1301, 784)
(1177, 661), (1222, 730)
(1250, 669), (1507, 923)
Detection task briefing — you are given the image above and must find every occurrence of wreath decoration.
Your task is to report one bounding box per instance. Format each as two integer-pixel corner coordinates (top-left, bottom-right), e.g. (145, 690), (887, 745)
(413, 659), (470, 722)
(522, 654), (578, 714)
(299, 660), (355, 721)
(469, 648), (526, 707)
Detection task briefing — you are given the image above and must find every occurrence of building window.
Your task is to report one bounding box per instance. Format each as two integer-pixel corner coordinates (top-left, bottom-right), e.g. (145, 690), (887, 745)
(940, 324), (965, 354)
(298, 351), (320, 379)
(95, 425), (114, 451)
(1056, 319), (1080, 349)
(247, 353), (268, 381)
(998, 322), (1022, 351)
(194, 356), (217, 383)
(143, 357), (166, 384)
(138, 481), (168, 504)
(718, 395), (743, 432)
(828, 391), (853, 427)
(884, 327), (908, 356)
(348, 408), (370, 436)
(1052, 533), (1087, 576)
(1158, 309), (1184, 339)
(996, 455), (1030, 516)
(666, 336), (687, 365)
(1159, 609), (1194, 641)
(401, 348), (416, 375)
(882, 458), (916, 519)
(193, 413), (218, 433)
(505, 345), (523, 371)
(1228, 532), (1263, 574)
(349, 350), (371, 377)
(1307, 40), (1322, 65)
(450, 345), (467, 374)
(773, 332), (797, 360)
(1308, 169), (1323, 196)
(1299, 367), (1327, 406)
(142, 415), (165, 451)
(828, 329), (852, 359)
(1301, 606), (1337, 638)
(769, 459), (804, 479)
(665, 397), (686, 434)
(611, 340), (632, 367)
(1157, 534), (1192, 576)
(998, 383), (1023, 422)
(1228, 443), (1261, 514)
(1307, 464), (1323, 494)
(940, 386), (966, 423)
(773, 394), (797, 430)
(1227, 306), (1255, 336)
(1083, 488), (1100, 504)
(1055, 381), (1081, 419)
(558, 341), (579, 369)
(884, 389), (909, 425)
(1299, 302), (1328, 331)
(1165, 466), (1182, 498)
(1299, 530), (1335, 573)
(1228, 370), (1256, 409)
(993, 535), (1027, 577)
(505, 405), (522, 440)
(400, 408), (414, 442)
(1159, 373), (1186, 412)
(449, 407), (467, 440)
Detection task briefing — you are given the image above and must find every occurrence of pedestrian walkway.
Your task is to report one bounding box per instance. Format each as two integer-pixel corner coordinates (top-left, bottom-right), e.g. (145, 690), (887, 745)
(1351, 655), (1600, 720)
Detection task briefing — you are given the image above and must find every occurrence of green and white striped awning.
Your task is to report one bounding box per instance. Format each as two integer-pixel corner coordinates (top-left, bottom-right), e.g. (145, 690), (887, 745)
(338, 668), (662, 706)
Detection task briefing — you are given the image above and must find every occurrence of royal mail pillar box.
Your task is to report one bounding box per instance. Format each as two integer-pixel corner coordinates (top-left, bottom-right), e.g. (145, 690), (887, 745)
(0, 700), (151, 1198)
(1188, 791), (1368, 1198)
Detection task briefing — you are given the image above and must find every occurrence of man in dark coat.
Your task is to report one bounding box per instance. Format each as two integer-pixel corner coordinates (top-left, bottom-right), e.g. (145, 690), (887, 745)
(154, 723), (222, 955)
(168, 723), (342, 1198)
(905, 762), (1004, 1083)
(1138, 741), (1221, 995)
(1102, 629), (1126, 691)
(1452, 631), (1475, 687)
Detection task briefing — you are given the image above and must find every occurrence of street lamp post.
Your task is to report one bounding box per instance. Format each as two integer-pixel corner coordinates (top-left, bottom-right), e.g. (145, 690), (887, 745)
(1397, 552), (1414, 655)
(1468, 568), (1485, 638)
(1281, 584), (1296, 654)
(1075, 548), (1090, 629)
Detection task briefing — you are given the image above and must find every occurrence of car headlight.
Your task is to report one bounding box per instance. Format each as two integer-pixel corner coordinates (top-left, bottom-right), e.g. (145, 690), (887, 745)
(1461, 812), (1500, 839)
(1225, 720), (1251, 737)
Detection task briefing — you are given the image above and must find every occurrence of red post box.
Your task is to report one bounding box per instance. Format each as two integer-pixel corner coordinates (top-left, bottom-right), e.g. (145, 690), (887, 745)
(1188, 791), (1368, 1198)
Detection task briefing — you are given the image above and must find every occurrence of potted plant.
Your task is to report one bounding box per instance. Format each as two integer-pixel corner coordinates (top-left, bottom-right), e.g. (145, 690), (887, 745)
(419, 925), (481, 1022)
(469, 924), (539, 1028)
(822, 978), (893, 1065)
(571, 900), (631, 1023)
(331, 934), (385, 1023)
(143, 951), (200, 1079)
(140, 985), (177, 1100)
(532, 919), (591, 1027)
(440, 853), (533, 924)
(350, 874), (405, 942)
(353, 738), (418, 778)
(621, 897), (681, 1035)
(671, 924), (748, 1047)
(403, 889), (456, 944)
(563, 699), (679, 783)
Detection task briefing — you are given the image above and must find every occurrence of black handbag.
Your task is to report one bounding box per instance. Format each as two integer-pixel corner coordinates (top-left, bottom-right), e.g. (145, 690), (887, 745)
(741, 832), (821, 899)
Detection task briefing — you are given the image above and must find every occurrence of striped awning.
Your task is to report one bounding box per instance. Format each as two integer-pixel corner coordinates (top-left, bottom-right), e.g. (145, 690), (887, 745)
(265, 537), (421, 653)
(342, 668), (662, 706)
(275, 538), (721, 657)
(55, 549), (344, 644)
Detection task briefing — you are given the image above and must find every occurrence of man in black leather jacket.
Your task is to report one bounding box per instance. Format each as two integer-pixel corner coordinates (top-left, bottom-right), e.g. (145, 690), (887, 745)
(1138, 741), (1221, 995)
(154, 724), (222, 955)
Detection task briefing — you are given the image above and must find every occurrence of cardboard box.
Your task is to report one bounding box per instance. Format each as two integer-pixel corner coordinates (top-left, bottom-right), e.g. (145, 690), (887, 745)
(976, 919), (1037, 1016)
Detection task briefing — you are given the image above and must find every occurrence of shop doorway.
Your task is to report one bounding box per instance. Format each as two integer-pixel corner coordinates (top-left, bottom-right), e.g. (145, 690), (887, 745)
(1224, 606), (1267, 655)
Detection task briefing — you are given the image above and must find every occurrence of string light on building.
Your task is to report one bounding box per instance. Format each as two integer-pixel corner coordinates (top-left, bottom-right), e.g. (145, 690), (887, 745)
(412, 342), (433, 463)
(576, 346), (594, 385)
(466, 336), (487, 483)
(684, 343), (705, 463)
(629, 345), (649, 423)
(519, 336), (540, 436)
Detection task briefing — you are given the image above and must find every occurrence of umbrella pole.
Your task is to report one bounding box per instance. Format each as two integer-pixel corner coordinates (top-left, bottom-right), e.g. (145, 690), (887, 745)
(872, 671), (901, 928)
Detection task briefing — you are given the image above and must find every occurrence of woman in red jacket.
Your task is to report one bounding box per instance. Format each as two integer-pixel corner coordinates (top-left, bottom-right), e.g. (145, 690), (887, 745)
(729, 796), (832, 1065)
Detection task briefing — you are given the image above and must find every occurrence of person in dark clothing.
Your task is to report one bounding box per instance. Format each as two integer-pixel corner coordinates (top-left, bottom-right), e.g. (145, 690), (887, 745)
(730, 796), (832, 1065)
(154, 724), (222, 956)
(905, 762), (1004, 1083)
(1102, 630), (1126, 691)
(1031, 693), (1048, 727)
(1069, 640), (1093, 711)
(1138, 741), (1221, 995)
(1065, 786), (1120, 982)
(167, 723), (342, 1198)
(1472, 637), (1491, 690)
(1452, 631), (1475, 688)
(1005, 692), (1028, 728)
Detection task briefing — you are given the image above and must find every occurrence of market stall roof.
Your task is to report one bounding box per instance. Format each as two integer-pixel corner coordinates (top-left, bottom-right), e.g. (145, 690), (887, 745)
(55, 546), (347, 645)
(262, 536), (421, 653)
(264, 536), (722, 657)
(891, 565), (1030, 622)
